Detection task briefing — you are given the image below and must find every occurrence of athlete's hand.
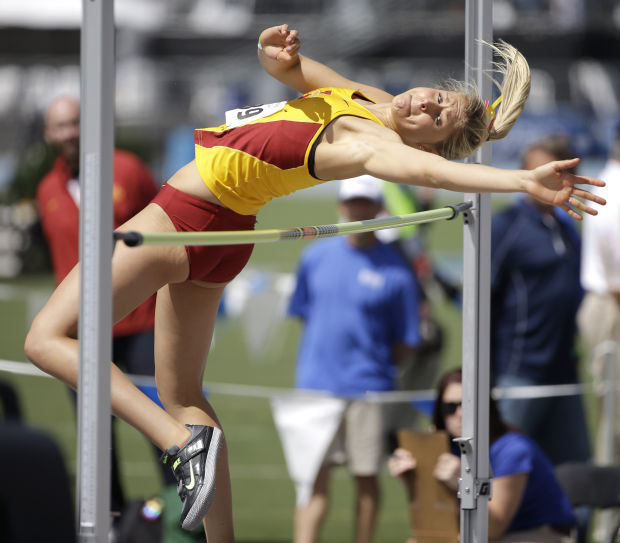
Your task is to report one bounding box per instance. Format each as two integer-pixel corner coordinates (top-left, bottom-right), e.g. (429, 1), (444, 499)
(526, 158), (606, 220)
(258, 24), (301, 63)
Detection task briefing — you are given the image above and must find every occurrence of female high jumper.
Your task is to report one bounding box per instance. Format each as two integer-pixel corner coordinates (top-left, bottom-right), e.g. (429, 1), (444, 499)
(25, 23), (605, 542)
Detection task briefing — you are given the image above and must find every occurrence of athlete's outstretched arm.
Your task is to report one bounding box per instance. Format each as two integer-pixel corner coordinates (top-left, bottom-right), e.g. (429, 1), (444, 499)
(315, 129), (606, 220)
(257, 24), (393, 102)
(359, 137), (606, 220)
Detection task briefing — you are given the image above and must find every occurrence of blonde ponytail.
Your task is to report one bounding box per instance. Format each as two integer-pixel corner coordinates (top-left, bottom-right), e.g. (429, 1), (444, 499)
(485, 40), (531, 142)
(435, 40), (531, 160)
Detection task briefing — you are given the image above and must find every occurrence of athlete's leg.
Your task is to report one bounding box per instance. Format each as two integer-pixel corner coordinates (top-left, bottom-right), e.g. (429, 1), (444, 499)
(153, 280), (233, 541)
(24, 203), (192, 450)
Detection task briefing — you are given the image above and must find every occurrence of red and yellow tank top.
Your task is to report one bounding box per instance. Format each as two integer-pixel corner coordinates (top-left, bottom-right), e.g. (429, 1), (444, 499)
(194, 87), (383, 215)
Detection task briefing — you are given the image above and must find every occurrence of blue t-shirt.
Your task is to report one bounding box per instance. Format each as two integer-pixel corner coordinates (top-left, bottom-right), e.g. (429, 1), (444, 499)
(491, 432), (576, 532)
(491, 197), (582, 384)
(288, 237), (421, 395)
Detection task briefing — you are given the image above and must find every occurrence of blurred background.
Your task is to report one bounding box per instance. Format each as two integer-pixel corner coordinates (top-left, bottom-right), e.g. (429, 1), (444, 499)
(0, 1), (619, 542)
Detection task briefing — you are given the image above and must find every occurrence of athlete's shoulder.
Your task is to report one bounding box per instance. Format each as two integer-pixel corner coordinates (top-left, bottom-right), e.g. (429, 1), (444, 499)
(296, 87), (378, 105)
(298, 87), (354, 98)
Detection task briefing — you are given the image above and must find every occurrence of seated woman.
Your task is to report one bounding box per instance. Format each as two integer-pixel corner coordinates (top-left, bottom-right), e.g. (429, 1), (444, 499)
(389, 368), (576, 542)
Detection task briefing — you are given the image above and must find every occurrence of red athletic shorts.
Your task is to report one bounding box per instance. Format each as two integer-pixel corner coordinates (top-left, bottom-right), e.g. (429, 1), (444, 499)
(151, 183), (256, 283)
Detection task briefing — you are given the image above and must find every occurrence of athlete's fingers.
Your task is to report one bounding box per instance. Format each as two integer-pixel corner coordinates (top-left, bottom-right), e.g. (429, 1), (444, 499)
(571, 187), (606, 205)
(573, 174), (605, 187)
(568, 196), (598, 216)
(286, 29), (299, 43)
(552, 158), (580, 173)
(560, 203), (582, 221)
(286, 40), (301, 53)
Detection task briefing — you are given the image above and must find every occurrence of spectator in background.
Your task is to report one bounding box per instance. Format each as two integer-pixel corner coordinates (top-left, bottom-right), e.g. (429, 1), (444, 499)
(490, 134), (591, 468)
(578, 124), (620, 465)
(389, 368), (577, 543)
(35, 96), (176, 529)
(288, 175), (422, 543)
(375, 182), (446, 433)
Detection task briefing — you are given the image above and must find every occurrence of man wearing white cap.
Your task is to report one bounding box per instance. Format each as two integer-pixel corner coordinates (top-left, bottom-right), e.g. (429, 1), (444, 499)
(287, 175), (422, 543)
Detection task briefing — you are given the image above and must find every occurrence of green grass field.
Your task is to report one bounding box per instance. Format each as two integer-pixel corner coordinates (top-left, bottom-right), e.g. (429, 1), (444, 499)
(0, 191), (597, 542)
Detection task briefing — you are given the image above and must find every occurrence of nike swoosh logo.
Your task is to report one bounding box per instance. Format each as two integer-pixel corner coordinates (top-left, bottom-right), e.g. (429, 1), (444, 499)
(185, 460), (196, 491)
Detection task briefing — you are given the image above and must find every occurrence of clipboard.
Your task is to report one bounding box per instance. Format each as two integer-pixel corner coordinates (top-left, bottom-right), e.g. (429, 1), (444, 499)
(397, 429), (460, 543)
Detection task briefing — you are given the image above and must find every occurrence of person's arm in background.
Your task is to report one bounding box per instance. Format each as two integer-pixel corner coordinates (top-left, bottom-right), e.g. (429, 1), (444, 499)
(35, 170), (80, 283)
(112, 151), (159, 224)
(387, 447), (417, 503)
(35, 175), (56, 254)
(257, 24), (394, 102)
(433, 452), (460, 491)
(434, 453), (529, 541)
(486, 474), (528, 540)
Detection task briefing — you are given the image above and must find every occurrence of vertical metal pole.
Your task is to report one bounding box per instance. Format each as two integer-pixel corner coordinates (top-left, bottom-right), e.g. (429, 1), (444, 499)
(460, 2), (492, 543)
(78, 0), (114, 541)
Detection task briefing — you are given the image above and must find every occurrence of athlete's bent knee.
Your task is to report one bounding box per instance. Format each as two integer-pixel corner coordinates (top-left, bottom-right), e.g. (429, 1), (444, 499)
(24, 328), (46, 371)
(24, 314), (65, 374)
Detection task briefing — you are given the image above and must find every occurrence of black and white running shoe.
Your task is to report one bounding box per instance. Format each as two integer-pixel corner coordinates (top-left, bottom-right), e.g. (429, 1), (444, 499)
(161, 424), (222, 530)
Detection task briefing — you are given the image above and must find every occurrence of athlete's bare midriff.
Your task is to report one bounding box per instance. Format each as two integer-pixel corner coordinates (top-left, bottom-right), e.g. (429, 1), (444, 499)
(166, 160), (230, 209)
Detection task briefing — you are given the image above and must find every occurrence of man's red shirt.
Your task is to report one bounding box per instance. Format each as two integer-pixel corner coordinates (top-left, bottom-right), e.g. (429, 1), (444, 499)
(37, 149), (158, 337)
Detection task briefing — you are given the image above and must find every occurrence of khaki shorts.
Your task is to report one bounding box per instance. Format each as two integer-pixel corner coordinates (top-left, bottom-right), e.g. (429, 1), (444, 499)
(323, 400), (386, 476)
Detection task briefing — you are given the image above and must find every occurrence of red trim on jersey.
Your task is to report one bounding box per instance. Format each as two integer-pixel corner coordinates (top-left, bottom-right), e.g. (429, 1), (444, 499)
(195, 120), (321, 170)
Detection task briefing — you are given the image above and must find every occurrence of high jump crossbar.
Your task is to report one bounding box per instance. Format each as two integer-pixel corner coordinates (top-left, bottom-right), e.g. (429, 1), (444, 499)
(113, 201), (472, 247)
